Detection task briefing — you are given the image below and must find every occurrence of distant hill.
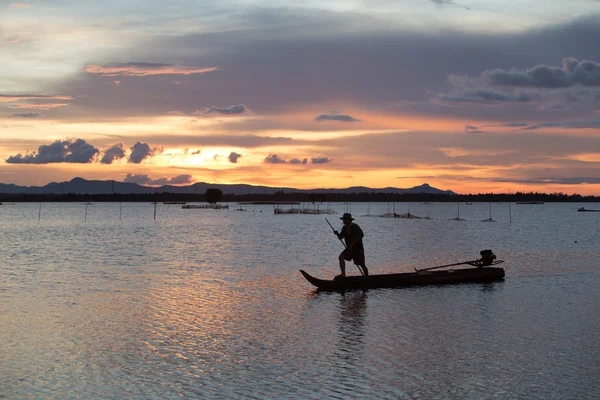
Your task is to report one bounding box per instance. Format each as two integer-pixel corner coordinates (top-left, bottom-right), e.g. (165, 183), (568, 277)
(0, 177), (456, 196)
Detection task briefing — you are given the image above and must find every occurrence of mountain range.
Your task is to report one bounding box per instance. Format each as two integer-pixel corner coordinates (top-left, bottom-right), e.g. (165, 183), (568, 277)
(0, 177), (456, 195)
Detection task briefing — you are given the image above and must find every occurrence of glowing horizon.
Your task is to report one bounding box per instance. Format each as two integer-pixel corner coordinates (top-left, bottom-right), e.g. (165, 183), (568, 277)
(1, 1), (599, 195)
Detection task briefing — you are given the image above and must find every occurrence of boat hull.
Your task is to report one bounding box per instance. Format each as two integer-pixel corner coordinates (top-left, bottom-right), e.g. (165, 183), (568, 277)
(300, 267), (505, 291)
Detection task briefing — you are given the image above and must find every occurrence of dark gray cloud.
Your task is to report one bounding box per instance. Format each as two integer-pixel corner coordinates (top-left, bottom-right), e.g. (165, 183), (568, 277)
(438, 89), (540, 104)
(311, 157), (333, 164)
(5, 138), (99, 164)
(195, 104), (250, 116)
(66, 139), (99, 162)
(228, 152), (242, 163)
(483, 58), (600, 88)
(482, 122), (530, 127)
(315, 113), (360, 122)
(44, 13), (600, 123)
(264, 154), (287, 164)
(123, 173), (193, 185)
(100, 143), (126, 164)
(544, 102), (570, 110)
(13, 112), (40, 118)
(501, 122), (529, 127)
(264, 154), (317, 164)
(289, 158), (308, 164)
(524, 118), (600, 130)
(464, 124), (484, 133)
(128, 141), (158, 163)
(151, 174), (194, 185)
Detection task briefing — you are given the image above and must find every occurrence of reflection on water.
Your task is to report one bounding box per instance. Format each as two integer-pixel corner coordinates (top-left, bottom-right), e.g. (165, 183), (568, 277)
(336, 291), (367, 363)
(1, 202), (600, 399)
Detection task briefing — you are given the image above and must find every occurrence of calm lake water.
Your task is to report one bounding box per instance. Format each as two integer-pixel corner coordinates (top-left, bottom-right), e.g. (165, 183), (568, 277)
(1, 201), (599, 399)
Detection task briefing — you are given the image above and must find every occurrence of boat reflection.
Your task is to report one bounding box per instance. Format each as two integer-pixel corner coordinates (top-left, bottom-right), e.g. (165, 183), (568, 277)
(335, 291), (367, 362)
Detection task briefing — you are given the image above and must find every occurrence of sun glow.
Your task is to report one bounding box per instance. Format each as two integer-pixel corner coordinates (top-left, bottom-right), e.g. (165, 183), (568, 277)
(567, 153), (600, 163)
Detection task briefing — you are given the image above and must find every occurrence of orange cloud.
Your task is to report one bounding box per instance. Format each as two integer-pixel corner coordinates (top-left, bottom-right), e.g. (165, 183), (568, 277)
(7, 35), (24, 44)
(0, 94), (72, 103)
(84, 62), (219, 77)
(9, 103), (70, 110)
(10, 3), (30, 8)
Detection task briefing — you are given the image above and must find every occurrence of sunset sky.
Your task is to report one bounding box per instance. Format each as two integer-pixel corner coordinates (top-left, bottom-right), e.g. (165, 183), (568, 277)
(1, 0), (599, 194)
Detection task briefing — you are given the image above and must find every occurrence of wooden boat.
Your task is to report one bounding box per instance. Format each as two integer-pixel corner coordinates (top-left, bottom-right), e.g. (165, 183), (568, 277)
(300, 265), (505, 291)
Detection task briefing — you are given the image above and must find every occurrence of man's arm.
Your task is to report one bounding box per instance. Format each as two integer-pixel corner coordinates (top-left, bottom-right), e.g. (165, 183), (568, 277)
(349, 224), (364, 249)
(353, 224), (364, 239)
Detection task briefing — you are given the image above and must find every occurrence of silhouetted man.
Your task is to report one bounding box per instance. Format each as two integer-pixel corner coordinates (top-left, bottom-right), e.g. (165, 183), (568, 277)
(334, 213), (368, 279)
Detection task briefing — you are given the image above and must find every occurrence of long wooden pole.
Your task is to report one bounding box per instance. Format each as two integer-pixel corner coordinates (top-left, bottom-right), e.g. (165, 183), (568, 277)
(415, 260), (478, 272)
(325, 218), (346, 249)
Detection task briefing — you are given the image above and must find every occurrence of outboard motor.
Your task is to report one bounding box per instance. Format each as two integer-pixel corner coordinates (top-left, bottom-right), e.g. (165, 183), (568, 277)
(479, 249), (497, 266)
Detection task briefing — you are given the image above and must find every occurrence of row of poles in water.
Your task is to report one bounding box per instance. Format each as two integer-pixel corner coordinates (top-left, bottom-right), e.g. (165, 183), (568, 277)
(373, 201), (512, 223)
(25, 201), (511, 223)
(34, 202), (151, 222)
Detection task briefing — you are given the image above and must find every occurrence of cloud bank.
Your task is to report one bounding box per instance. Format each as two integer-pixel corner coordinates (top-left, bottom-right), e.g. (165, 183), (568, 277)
(129, 142), (160, 164)
(84, 63), (218, 77)
(482, 58), (600, 88)
(6, 139), (99, 164)
(264, 154), (333, 165)
(194, 104), (251, 116)
(123, 173), (193, 186)
(315, 113), (360, 122)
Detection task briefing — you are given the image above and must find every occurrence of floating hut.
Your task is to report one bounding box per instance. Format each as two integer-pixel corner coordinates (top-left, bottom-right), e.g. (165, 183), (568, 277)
(182, 204), (229, 210)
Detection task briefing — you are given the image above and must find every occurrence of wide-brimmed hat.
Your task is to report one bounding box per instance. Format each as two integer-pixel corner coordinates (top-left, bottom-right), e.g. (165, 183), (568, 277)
(340, 212), (354, 220)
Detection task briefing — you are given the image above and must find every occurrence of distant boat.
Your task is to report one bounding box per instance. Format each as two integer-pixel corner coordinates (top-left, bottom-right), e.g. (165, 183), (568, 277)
(516, 201), (544, 204)
(577, 207), (600, 212)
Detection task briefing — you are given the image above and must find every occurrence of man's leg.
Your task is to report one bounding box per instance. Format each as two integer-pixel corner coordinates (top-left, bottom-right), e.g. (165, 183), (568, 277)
(336, 250), (347, 279)
(356, 251), (368, 276)
(360, 263), (368, 276)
